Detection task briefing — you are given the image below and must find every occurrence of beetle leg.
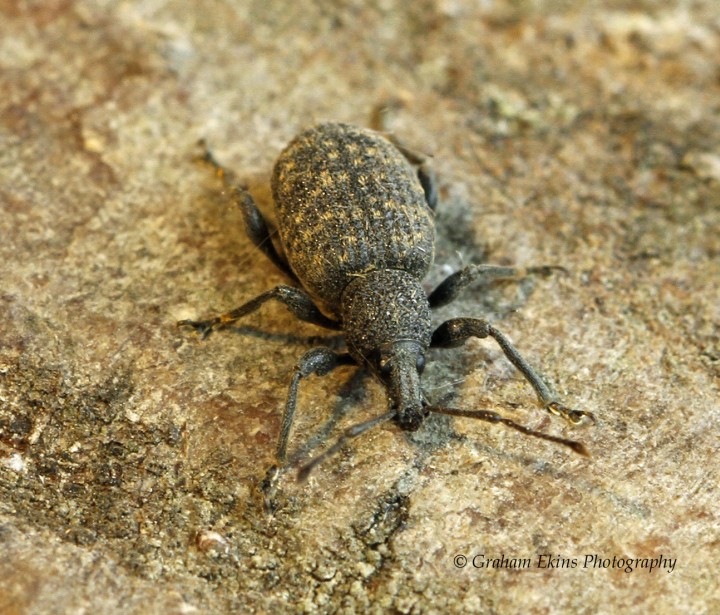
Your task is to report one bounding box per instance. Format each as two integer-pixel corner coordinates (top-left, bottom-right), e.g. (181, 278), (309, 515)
(379, 134), (438, 211)
(431, 318), (594, 424)
(398, 145), (437, 211)
(295, 409), (395, 483)
(178, 285), (341, 339)
(428, 264), (566, 308)
(430, 406), (589, 456)
(416, 163), (438, 211)
(261, 347), (356, 512)
(197, 141), (299, 280)
(234, 188), (299, 281)
(392, 141), (438, 210)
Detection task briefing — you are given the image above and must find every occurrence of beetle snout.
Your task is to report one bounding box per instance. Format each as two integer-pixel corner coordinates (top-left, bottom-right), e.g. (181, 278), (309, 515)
(383, 344), (428, 432)
(395, 404), (428, 431)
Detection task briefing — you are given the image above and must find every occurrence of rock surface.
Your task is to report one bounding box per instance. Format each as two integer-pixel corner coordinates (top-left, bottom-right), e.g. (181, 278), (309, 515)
(1, 1), (718, 613)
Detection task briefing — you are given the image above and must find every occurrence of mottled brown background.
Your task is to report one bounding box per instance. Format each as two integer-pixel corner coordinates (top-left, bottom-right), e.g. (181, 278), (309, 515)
(1, 1), (718, 613)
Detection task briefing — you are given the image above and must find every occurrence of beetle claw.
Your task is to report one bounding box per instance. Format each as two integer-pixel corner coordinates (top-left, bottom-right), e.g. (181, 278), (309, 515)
(260, 465), (282, 515)
(177, 319), (214, 340)
(547, 401), (595, 425)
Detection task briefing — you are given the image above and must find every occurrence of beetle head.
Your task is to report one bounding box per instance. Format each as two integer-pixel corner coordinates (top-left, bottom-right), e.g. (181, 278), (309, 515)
(341, 269), (431, 430)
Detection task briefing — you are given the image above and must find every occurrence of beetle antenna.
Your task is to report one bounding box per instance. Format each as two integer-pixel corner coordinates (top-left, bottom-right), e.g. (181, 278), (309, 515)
(296, 409), (396, 482)
(431, 406), (590, 457)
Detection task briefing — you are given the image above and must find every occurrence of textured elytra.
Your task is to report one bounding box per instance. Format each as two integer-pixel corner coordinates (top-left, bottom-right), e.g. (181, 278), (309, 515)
(272, 122), (435, 317)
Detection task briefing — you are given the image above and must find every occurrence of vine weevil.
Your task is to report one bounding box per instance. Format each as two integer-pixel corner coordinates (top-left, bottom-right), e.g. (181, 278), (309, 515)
(178, 122), (594, 505)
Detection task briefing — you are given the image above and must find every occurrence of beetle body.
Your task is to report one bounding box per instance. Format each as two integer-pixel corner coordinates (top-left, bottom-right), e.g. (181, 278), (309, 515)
(273, 123), (435, 316)
(273, 123), (434, 428)
(180, 121), (593, 501)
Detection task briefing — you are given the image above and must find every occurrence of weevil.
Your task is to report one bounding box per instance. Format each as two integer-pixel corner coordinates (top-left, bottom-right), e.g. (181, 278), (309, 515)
(179, 122), (594, 504)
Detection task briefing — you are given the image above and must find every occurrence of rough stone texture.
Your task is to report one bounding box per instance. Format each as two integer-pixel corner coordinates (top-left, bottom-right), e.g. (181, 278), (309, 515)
(1, 1), (717, 613)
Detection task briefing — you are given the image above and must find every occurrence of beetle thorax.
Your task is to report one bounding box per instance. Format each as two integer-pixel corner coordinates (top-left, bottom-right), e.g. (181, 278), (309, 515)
(340, 269), (431, 365)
